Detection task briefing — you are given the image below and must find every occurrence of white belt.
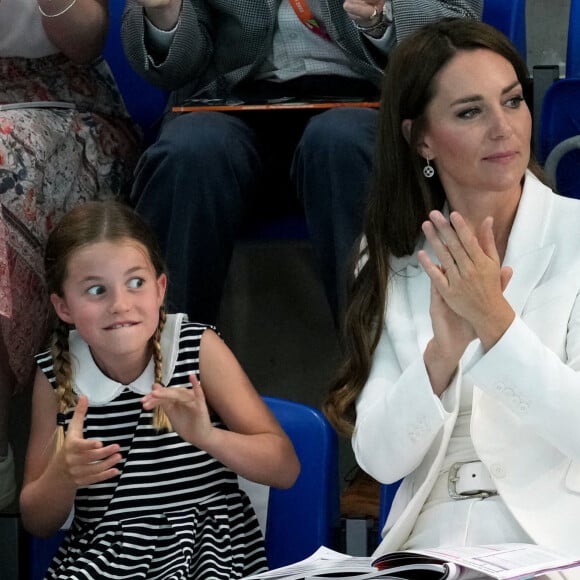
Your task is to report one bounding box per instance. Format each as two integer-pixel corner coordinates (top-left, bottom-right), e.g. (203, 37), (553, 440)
(448, 461), (498, 500)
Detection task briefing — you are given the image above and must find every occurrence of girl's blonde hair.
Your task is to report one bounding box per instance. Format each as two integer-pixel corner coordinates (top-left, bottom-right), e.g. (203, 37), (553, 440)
(45, 201), (173, 446)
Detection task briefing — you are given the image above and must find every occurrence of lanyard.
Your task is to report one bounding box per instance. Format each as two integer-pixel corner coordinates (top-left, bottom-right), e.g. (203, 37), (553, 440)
(287, 0), (332, 41)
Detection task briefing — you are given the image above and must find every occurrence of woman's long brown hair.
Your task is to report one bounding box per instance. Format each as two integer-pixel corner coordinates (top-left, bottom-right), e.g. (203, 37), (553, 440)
(323, 18), (538, 436)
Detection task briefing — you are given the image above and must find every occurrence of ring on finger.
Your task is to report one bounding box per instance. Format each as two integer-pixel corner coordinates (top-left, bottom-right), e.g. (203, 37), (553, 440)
(370, 7), (378, 18)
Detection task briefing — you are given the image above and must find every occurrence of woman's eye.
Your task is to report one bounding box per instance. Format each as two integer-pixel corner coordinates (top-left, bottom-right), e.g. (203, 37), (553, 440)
(457, 107), (480, 119)
(127, 277), (144, 289)
(506, 95), (525, 108)
(87, 285), (105, 296)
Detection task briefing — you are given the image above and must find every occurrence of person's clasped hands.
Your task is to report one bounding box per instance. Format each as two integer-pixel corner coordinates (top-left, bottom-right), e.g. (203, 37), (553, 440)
(418, 210), (515, 356)
(343, 0), (386, 29)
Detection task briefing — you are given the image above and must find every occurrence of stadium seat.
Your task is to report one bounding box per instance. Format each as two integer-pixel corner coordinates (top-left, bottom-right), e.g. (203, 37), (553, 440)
(28, 397), (340, 577)
(378, 480), (402, 537)
(567, 0), (580, 78)
(264, 396), (340, 568)
(538, 78), (580, 199)
(482, 0), (527, 60)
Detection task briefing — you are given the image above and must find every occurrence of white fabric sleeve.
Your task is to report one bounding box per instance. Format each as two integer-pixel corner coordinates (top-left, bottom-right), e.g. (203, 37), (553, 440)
(352, 326), (452, 483)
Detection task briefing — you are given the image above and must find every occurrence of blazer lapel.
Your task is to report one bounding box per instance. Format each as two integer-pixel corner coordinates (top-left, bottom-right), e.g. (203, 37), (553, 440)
(406, 247), (434, 357)
(502, 173), (556, 317)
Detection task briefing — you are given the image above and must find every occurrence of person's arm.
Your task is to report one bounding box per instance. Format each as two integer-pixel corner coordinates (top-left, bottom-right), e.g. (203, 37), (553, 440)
(38, 0), (108, 64)
(390, 0), (483, 42)
(122, 0), (213, 90)
(352, 317), (453, 484)
(468, 305), (580, 462)
(20, 373), (121, 537)
(141, 329), (300, 489)
(137, 0), (182, 31)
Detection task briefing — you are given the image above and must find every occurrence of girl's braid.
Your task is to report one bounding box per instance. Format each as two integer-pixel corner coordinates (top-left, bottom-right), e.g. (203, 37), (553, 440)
(51, 318), (77, 449)
(152, 306), (172, 431)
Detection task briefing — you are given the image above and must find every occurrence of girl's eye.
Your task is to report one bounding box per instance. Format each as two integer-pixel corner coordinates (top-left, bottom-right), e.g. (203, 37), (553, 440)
(87, 285), (105, 296)
(127, 277), (144, 289)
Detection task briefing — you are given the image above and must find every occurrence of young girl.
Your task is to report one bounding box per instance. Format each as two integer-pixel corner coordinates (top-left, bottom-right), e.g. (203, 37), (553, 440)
(20, 201), (300, 579)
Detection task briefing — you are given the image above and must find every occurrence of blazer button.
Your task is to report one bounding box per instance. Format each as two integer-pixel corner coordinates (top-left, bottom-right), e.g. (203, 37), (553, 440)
(490, 463), (506, 479)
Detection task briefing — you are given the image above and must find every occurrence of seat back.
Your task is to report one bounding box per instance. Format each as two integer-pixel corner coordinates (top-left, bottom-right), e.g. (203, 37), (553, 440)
(482, 0), (527, 59)
(264, 396), (340, 569)
(378, 481), (402, 536)
(103, 3), (167, 143)
(538, 78), (580, 199)
(567, 0), (580, 78)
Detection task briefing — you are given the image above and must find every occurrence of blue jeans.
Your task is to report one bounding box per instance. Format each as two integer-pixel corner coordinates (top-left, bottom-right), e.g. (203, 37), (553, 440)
(131, 106), (377, 326)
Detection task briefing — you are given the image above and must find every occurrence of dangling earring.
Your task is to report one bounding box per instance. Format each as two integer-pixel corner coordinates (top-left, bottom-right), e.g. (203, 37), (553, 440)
(423, 158), (435, 178)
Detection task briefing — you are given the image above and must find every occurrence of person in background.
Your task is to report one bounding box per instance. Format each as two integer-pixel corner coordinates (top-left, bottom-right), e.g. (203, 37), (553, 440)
(0, 0), (140, 512)
(324, 18), (580, 574)
(20, 201), (299, 579)
(120, 0), (482, 329)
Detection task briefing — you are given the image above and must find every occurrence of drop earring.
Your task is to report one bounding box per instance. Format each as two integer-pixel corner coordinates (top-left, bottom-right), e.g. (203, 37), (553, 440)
(423, 158), (435, 178)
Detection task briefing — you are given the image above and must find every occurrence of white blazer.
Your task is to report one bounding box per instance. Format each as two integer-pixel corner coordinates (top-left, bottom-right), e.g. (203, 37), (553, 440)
(353, 172), (580, 570)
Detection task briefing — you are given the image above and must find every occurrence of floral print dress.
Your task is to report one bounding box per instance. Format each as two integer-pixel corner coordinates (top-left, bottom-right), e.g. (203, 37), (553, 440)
(0, 53), (141, 391)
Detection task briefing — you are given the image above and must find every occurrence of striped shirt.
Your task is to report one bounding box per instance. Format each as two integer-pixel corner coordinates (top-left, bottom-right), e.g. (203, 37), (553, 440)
(36, 314), (267, 579)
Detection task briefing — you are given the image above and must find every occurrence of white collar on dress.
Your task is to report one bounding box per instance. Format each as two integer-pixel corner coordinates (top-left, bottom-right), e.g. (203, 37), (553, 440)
(68, 313), (185, 406)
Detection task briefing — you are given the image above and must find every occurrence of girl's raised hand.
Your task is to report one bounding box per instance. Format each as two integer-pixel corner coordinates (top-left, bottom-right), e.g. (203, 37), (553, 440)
(141, 375), (214, 448)
(61, 395), (121, 487)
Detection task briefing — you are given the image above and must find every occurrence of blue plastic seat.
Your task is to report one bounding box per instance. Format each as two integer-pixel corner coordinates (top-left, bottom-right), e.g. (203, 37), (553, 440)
(567, 0), (580, 78)
(28, 396), (339, 577)
(378, 480), (402, 537)
(538, 78), (580, 199)
(482, 0), (527, 59)
(263, 396), (340, 568)
(102, 4), (167, 143)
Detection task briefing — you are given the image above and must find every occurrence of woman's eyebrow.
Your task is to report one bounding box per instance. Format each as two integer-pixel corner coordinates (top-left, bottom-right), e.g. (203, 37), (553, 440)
(450, 80), (522, 107)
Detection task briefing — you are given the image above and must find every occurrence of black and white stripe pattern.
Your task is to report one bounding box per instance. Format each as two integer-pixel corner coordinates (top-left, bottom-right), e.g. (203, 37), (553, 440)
(36, 322), (267, 579)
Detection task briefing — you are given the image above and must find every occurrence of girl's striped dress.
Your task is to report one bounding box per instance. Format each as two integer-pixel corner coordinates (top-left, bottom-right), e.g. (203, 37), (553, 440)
(35, 314), (267, 579)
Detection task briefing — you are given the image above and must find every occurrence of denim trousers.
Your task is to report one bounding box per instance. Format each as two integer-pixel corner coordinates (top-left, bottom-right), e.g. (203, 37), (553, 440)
(131, 106), (378, 327)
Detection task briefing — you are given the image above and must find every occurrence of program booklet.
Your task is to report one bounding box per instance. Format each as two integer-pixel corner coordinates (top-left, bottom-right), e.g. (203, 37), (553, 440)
(242, 543), (580, 580)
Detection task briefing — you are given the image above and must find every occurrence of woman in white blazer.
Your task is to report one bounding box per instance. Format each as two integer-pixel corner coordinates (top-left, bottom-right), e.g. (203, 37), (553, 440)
(324, 18), (580, 577)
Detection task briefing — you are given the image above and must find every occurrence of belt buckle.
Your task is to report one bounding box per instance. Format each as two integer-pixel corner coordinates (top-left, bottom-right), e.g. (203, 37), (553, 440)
(447, 461), (498, 500)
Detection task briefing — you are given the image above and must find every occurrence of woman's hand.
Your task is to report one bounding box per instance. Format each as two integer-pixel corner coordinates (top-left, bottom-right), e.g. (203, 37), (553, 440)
(60, 395), (121, 487)
(418, 210), (515, 351)
(141, 374), (215, 448)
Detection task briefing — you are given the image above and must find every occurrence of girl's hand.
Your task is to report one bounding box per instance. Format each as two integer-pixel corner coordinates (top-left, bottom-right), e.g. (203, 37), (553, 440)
(141, 374), (214, 448)
(418, 211), (514, 350)
(61, 396), (121, 486)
